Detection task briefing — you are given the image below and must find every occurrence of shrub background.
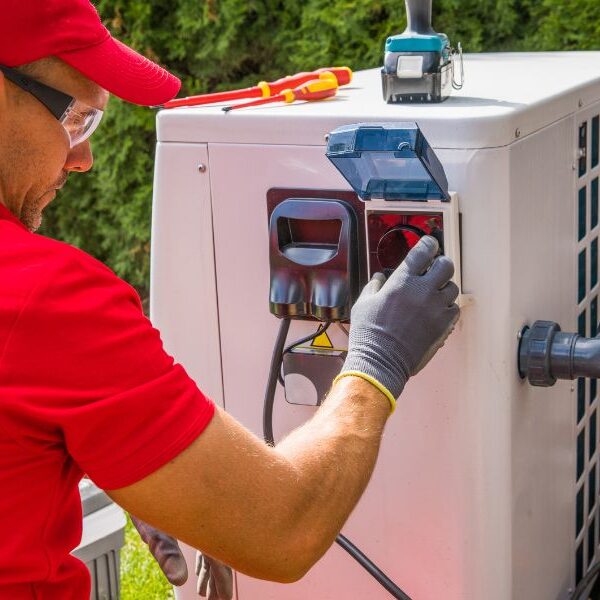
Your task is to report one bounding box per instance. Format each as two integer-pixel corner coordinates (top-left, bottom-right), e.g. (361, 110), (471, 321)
(42, 0), (600, 302)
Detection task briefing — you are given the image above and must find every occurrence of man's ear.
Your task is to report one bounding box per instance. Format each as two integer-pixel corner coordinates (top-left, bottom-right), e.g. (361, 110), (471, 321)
(0, 70), (7, 107)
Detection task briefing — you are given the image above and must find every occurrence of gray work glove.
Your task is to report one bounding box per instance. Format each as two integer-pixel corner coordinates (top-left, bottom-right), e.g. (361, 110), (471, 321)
(129, 515), (188, 586)
(341, 235), (460, 402)
(196, 551), (234, 599)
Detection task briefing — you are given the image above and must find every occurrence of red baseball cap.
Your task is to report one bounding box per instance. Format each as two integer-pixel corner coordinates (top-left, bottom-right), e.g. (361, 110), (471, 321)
(0, 0), (181, 106)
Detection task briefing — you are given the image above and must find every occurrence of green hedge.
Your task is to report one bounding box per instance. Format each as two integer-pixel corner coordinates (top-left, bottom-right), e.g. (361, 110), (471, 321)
(41, 0), (600, 301)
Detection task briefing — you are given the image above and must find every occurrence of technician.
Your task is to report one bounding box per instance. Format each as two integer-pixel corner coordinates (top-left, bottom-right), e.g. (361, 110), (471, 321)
(0, 1), (460, 600)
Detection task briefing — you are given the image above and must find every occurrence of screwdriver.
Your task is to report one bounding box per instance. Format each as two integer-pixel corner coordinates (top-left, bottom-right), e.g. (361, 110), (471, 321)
(163, 67), (351, 109)
(222, 77), (339, 112)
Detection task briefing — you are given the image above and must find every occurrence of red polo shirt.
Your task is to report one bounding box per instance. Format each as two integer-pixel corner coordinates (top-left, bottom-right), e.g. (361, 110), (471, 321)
(0, 203), (215, 599)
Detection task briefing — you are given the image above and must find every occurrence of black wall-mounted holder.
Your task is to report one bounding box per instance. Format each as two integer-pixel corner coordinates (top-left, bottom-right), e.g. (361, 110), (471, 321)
(268, 198), (360, 322)
(519, 320), (600, 386)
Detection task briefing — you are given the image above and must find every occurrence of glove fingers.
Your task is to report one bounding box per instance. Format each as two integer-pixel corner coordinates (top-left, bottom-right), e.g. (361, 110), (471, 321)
(197, 557), (210, 597)
(439, 281), (460, 306)
(212, 564), (234, 600)
(161, 553), (189, 587)
(360, 272), (386, 297)
(413, 307), (460, 373)
(129, 516), (188, 586)
(395, 235), (439, 277)
(427, 255), (455, 288)
(207, 580), (217, 600)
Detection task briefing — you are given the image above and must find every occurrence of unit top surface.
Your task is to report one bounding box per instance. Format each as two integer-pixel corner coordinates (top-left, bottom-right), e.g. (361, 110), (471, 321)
(157, 52), (600, 149)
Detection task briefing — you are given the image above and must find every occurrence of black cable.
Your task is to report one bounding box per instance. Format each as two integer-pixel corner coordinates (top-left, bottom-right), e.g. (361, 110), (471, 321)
(336, 534), (413, 600)
(263, 320), (413, 600)
(277, 322), (332, 386)
(263, 318), (291, 446)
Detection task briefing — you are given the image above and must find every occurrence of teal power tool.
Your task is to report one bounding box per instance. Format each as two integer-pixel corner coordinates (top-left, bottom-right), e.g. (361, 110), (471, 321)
(382, 0), (463, 103)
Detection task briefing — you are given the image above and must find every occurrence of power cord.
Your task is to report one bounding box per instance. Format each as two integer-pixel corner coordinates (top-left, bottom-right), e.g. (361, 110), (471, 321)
(263, 318), (413, 600)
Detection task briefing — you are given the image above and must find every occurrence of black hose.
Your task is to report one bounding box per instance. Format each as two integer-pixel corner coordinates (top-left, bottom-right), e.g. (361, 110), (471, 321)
(263, 317), (291, 446)
(263, 320), (413, 600)
(336, 534), (413, 600)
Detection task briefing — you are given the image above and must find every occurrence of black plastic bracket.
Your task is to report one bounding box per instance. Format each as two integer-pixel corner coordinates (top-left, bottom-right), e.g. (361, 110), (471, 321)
(518, 321), (561, 387)
(268, 198), (360, 322)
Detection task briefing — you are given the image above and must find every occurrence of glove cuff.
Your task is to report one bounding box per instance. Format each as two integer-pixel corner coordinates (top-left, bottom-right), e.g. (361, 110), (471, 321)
(342, 327), (410, 400)
(333, 370), (397, 414)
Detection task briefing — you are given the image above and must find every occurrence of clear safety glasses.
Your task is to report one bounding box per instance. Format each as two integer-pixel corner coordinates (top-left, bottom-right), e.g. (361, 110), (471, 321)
(0, 64), (103, 148)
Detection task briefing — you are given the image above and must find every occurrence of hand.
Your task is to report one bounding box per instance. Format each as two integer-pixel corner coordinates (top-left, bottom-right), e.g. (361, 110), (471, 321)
(196, 551), (234, 599)
(129, 514), (188, 586)
(341, 235), (459, 400)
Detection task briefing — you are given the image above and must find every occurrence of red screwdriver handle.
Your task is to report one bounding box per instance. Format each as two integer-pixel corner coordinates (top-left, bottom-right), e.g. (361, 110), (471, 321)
(262, 67), (352, 96)
(286, 78), (339, 102)
(224, 78), (339, 111)
(316, 66), (352, 86)
(165, 67), (351, 109)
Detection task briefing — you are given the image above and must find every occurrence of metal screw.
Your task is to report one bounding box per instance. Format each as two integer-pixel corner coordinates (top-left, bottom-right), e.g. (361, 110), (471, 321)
(515, 128), (521, 138)
(198, 163), (207, 173)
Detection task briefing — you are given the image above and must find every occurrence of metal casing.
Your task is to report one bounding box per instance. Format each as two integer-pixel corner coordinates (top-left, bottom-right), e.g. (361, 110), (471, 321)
(151, 53), (600, 600)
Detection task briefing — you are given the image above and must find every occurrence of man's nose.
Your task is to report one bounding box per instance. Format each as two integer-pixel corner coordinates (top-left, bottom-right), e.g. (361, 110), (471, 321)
(64, 140), (94, 173)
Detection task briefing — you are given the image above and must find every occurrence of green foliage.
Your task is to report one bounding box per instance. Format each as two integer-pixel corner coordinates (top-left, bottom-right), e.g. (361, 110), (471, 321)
(528, 0), (600, 50)
(41, 0), (600, 302)
(121, 515), (175, 600)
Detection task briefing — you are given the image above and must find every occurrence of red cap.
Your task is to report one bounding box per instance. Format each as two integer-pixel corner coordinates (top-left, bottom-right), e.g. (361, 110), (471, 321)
(0, 0), (181, 106)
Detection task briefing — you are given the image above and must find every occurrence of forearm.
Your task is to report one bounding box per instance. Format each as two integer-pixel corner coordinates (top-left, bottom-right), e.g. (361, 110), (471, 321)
(108, 237), (458, 583)
(272, 375), (391, 568)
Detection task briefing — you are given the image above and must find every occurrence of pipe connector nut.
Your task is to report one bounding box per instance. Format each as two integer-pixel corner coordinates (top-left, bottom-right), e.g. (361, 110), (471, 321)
(519, 320), (561, 387)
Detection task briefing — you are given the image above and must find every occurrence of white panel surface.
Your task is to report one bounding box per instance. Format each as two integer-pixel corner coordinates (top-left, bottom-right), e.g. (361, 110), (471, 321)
(206, 142), (513, 600)
(150, 142), (227, 600)
(509, 117), (576, 600)
(150, 142), (223, 405)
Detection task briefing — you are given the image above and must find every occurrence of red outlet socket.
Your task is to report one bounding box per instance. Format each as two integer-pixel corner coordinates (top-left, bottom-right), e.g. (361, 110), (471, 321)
(367, 212), (443, 274)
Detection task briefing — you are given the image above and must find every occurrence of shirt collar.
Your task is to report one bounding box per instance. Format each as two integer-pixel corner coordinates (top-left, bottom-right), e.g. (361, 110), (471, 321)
(0, 202), (29, 232)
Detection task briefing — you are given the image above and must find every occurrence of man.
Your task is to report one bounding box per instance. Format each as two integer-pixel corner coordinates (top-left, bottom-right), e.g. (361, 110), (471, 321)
(0, 1), (460, 599)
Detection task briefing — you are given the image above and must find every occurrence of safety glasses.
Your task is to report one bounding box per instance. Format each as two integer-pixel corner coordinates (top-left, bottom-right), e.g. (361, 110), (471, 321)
(0, 64), (103, 148)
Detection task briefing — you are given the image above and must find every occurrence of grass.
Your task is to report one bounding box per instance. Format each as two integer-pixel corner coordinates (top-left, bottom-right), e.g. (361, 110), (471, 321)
(120, 515), (175, 600)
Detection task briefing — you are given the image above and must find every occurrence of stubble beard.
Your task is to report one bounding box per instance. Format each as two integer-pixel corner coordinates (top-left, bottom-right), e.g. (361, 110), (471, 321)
(20, 188), (57, 232)
(20, 196), (45, 232)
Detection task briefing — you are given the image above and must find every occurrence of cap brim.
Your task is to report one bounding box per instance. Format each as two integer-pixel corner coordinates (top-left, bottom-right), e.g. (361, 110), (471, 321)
(57, 36), (181, 106)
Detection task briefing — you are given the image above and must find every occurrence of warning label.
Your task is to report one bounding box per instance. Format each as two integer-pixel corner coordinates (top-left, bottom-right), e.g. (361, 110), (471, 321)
(311, 330), (334, 349)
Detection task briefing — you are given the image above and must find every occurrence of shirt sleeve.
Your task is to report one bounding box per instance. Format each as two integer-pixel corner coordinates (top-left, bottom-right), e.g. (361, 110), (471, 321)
(1, 250), (215, 490)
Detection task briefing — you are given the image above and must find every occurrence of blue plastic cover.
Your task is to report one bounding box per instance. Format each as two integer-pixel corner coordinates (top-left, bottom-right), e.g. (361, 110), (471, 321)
(326, 122), (450, 202)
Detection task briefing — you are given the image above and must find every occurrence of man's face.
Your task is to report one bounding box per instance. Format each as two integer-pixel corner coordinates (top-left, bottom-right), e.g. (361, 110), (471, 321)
(0, 58), (109, 231)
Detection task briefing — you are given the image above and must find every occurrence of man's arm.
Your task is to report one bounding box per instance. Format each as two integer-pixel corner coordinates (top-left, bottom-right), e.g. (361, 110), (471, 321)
(108, 376), (388, 583)
(107, 236), (459, 583)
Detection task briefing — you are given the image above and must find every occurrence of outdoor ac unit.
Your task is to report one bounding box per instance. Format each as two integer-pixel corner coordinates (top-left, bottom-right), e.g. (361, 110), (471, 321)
(150, 52), (600, 600)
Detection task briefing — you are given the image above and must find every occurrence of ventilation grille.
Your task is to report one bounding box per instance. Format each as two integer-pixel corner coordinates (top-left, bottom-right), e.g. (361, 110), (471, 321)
(576, 112), (600, 584)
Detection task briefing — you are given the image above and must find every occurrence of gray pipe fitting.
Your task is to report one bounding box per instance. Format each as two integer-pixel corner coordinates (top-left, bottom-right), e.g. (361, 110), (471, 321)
(519, 320), (600, 386)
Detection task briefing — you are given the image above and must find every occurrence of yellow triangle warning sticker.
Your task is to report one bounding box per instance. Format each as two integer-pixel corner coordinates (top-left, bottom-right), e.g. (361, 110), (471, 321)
(311, 330), (333, 349)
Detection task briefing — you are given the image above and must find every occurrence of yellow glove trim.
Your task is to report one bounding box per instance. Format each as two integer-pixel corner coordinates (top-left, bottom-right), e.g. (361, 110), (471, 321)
(333, 371), (396, 414)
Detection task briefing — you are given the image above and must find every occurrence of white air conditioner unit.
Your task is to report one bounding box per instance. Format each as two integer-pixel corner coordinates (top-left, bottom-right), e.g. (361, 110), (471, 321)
(150, 52), (600, 600)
